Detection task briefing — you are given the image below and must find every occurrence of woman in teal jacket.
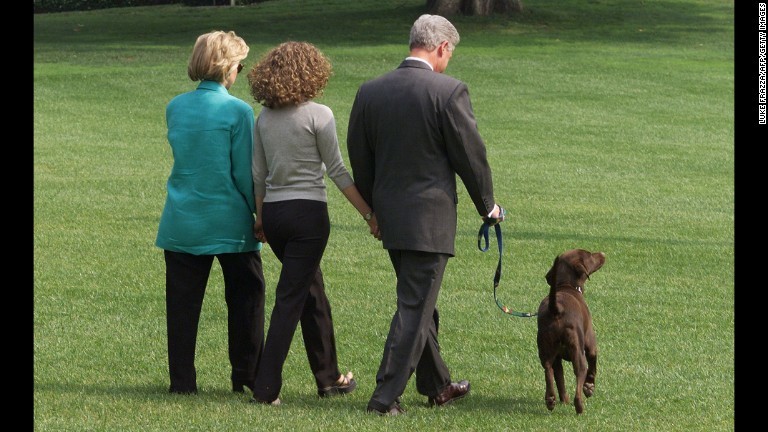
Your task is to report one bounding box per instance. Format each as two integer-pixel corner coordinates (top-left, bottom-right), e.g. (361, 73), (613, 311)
(156, 30), (265, 395)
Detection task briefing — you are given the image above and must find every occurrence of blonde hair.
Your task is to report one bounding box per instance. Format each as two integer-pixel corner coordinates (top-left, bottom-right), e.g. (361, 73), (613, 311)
(187, 30), (249, 83)
(248, 41), (332, 108)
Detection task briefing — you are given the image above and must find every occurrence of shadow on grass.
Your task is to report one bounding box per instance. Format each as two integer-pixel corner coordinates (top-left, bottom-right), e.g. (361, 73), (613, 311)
(33, 382), (242, 401)
(33, 381), (546, 414)
(33, 0), (731, 50)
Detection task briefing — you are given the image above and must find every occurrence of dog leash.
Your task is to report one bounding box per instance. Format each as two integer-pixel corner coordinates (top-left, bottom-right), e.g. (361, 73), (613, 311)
(477, 207), (537, 318)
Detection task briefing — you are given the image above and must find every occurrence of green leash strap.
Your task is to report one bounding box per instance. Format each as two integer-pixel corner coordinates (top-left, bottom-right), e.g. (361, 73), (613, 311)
(477, 209), (537, 318)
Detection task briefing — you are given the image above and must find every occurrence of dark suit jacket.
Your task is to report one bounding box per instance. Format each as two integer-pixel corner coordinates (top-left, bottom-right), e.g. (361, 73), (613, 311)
(347, 59), (496, 256)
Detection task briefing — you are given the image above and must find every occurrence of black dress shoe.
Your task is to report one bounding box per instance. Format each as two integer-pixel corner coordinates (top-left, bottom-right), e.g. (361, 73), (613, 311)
(232, 381), (255, 393)
(428, 380), (470, 407)
(366, 403), (406, 416)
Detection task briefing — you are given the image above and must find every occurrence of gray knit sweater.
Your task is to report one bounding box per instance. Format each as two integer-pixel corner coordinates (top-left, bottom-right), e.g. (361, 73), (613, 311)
(252, 101), (354, 203)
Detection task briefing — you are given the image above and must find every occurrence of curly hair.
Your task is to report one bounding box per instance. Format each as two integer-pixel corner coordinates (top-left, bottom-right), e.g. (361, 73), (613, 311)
(248, 41), (332, 108)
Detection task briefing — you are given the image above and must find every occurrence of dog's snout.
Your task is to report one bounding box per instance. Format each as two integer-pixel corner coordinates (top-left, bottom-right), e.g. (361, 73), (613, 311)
(591, 251), (605, 261)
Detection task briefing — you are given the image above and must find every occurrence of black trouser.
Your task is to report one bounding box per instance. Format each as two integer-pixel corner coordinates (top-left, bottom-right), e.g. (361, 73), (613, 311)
(252, 199), (341, 401)
(164, 250), (265, 393)
(367, 249), (452, 411)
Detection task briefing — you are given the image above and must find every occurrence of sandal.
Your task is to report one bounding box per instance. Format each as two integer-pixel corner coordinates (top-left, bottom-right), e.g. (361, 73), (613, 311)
(318, 371), (357, 397)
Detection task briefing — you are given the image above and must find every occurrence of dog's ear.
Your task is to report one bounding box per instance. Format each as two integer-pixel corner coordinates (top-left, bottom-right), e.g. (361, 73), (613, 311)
(575, 262), (591, 280)
(545, 257), (558, 287)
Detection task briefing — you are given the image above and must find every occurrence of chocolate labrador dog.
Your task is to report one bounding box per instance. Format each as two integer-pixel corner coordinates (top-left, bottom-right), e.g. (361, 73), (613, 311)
(536, 249), (605, 415)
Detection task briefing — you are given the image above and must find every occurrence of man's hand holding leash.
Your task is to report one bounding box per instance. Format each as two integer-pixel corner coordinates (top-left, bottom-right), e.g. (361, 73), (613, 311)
(484, 204), (506, 226)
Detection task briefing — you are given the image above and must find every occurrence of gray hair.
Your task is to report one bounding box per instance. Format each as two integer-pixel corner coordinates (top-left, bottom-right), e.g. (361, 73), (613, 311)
(409, 14), (460, 51)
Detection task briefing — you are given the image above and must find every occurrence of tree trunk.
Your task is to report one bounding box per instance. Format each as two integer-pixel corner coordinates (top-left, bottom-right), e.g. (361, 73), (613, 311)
(426, 0), (523, 16)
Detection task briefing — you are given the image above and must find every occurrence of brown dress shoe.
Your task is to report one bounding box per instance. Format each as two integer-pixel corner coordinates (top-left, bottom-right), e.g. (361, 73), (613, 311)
(428, 380), (471, 407)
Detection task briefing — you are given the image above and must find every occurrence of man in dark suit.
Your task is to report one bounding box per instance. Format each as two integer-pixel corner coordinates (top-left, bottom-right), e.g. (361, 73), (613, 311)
(347, 14), (506, 416)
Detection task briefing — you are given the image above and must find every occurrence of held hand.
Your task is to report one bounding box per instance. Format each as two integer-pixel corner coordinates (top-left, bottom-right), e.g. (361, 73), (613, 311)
(367, 214), (382, 241)
(253, 221), (268, 243)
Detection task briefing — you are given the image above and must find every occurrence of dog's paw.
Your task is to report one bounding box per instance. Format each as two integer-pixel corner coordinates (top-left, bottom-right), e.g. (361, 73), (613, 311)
(575, 398), (585, 414)
(545, 396), (556, 411)
(583, 382), (594, 397)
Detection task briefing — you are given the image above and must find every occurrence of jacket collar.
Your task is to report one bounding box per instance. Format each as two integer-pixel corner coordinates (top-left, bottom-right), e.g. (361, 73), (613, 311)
(399, 58), (433, 71)
(196, 80), (227, 93)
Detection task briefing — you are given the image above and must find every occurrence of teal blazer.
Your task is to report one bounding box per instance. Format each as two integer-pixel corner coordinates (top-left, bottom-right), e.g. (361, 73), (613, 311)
(156, 80), (262, 255)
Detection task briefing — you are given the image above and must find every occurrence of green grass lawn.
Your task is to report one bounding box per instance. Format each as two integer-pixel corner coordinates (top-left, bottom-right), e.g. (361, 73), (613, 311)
(33, 0), (734, 430)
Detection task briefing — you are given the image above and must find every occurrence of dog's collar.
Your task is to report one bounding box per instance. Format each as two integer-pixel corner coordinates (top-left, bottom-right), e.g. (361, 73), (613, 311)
(556, 284), (582, 294)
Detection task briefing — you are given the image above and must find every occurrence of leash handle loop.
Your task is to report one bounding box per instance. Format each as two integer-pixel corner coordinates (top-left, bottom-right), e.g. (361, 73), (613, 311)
(477, 214), (537, 318)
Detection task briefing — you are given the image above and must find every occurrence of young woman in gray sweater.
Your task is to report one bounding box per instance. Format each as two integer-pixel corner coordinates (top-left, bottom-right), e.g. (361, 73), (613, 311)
(247, 41), (379, 405)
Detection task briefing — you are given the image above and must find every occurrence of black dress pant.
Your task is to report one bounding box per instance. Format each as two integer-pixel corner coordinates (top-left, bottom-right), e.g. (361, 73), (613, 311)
(367, 249), (452, 411)
(164, 250), (265, 393)
(252, 199), (341, 401)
